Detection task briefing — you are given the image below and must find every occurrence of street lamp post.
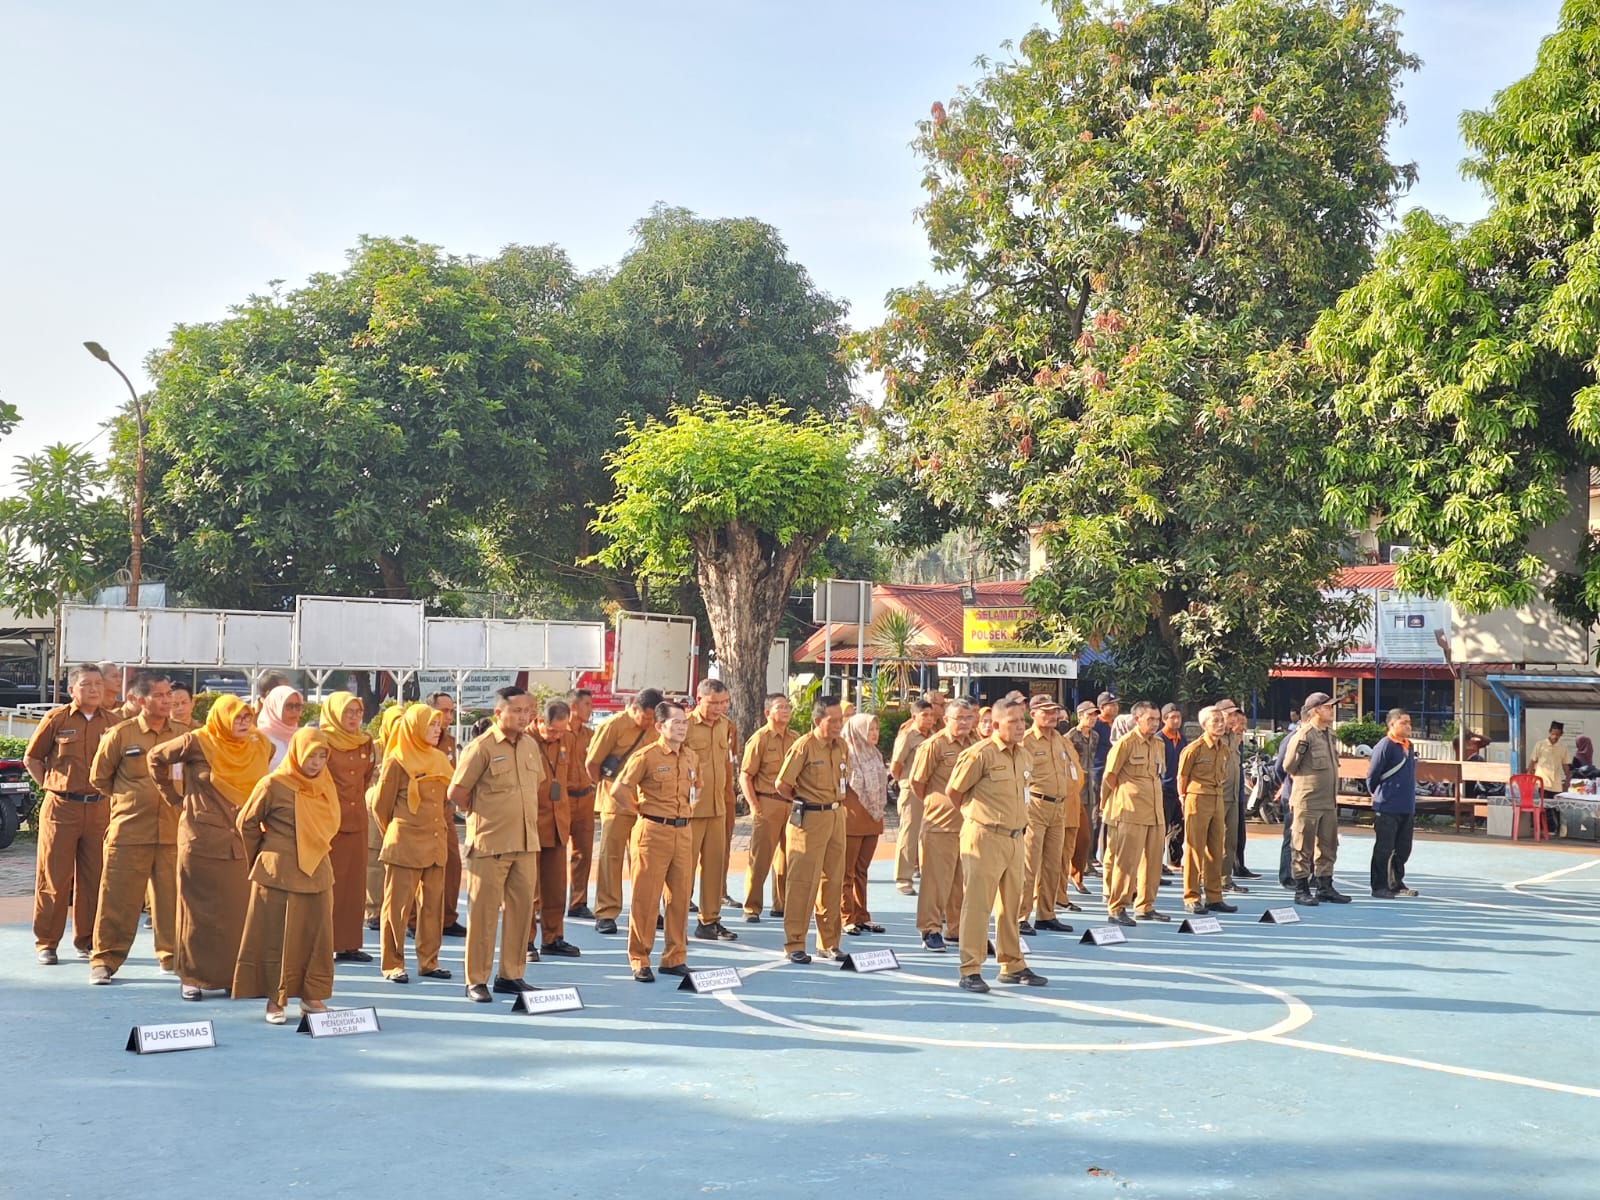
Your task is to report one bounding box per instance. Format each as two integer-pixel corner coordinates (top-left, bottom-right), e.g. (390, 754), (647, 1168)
(83, 341), (145, 608)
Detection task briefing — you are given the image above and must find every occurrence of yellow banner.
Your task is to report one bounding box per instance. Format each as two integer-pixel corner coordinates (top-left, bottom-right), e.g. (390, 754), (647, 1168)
(962, 606), (1053, 655)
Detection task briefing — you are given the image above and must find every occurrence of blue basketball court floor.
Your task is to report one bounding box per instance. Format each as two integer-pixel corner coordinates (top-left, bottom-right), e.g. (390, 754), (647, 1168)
(3, 831), (1596, 1199)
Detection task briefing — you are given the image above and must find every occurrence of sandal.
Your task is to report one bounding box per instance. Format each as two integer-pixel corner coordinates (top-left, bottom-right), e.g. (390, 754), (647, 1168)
(864, 922), (885, 933)
(264, 1005), (286, 1025)
(300, 1000), (329, 1015)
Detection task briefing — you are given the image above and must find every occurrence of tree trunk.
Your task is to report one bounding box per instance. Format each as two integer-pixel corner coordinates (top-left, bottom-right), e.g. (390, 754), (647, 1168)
(694, 520), (819, 748)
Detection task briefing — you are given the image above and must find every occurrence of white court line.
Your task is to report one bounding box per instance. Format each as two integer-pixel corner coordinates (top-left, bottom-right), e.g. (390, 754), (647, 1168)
(1260, 1034), (1600, 1099)
(1505, 856), (1600, 905)
(1420, 892), (1600, 924)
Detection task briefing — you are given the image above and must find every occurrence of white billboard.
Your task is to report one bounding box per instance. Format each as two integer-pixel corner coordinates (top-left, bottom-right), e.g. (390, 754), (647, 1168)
(295, 596), (423, 670)
(61, 606), (143, 665)
(424, 618), (488, 671)
(145, 610), (221, 667)
(221, 612), (294, 668)
(613, 612), (695, 697)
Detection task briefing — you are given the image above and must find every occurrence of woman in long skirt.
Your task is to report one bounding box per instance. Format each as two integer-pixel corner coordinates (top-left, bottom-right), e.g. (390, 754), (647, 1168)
(842, 713), (888, 935)
(370, 705), (453, 984)
(234, 728), (341, 1024)
(150, 694), (273, 1000)
(320, 692), (374, 962)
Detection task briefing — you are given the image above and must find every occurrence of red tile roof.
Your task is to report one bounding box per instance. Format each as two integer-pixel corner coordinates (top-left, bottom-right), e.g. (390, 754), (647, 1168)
(793, 580), (1029, 664)
(1336, 564), (1398, 589)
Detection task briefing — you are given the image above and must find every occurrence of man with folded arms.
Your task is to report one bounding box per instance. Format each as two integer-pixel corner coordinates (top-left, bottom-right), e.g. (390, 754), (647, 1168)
(946, 697), (1047, 993)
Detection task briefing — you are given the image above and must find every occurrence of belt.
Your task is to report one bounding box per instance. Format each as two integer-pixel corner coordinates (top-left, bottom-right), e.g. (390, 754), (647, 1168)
(979, 823), (1025, 838)
(1030, 792), (1064, 803)
(53, 791), (100, 803)
(801, 802), (841, 811)
(639, 813), (688, 828)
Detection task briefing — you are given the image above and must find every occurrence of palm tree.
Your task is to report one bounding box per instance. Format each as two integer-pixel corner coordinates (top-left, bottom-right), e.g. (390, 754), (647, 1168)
(869, 609), (929, 705)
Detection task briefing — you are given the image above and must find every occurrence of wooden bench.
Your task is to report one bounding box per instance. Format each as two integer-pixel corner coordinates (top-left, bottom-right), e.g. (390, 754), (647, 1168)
(1334, 756), (1507, 833)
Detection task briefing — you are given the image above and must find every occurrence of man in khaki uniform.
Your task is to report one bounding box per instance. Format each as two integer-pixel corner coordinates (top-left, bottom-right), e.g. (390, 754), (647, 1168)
(947, 698), (1047, 993)
(740, 693), (797, 922)
(447, 686), (544, 1001)
(168, 681), (196, 731)
(1019, 695), (1080, 935)
(25, 664), (113, 965)
(1101, 700), (1168, 926)
(1061, 701), (1100, 900)
(910, 698), (978, 952)
(529, 699), (584, 959)
(565, 688), (598, 919)
(891, 699), (938, 895)
(87, 673), (183, 981)
(613, 701), (698, 982)
(685, 679), (737, 941)
(1214, 702), (1251, 895)
(1282, 691), (1350, 905)
(1529, 721), (1569, 796)
(1176, 706), (1238, 916)
(775, 693), (852, 963)
(585, 689), (663, 936)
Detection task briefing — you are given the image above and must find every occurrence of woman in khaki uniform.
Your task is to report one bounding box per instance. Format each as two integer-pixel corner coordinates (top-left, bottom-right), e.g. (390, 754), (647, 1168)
(150, 694), (273, 1000)
(233, 728), (341, 1024)
(320, 692), (374, 963)
(364, 705), (406, 929)
(842, 713), (887, 935)
(370, 704), (454, 983)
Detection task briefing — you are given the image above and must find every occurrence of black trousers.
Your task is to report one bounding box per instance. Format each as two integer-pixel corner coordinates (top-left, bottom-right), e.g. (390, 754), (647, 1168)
(1162, 789), (1183, 867)
(1370, 811), (1414, 892)
(1279, 808), (1295, 888)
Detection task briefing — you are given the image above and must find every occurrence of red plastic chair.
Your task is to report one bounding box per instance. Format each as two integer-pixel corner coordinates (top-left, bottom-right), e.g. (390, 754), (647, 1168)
(1508, 773), (1548, 841)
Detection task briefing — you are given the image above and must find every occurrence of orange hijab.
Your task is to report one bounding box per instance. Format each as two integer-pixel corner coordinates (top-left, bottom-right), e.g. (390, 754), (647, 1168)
(320, 691), (372, 754)
(194, 694), (273, 807)
(388, 704), (454, 812)
(268, 728), (341, 875)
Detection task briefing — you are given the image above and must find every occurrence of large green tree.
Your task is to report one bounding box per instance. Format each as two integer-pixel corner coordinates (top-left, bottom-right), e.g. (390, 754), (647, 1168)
(858, 0), (1415, 699)
(130, 236), (581, 609)
(592, 402), (864, 740)
(1312, 0), (1600, 619)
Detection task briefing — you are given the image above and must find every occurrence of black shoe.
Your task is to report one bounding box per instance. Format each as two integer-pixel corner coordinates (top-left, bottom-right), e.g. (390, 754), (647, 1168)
(36, 947), (57, 966)
(596, 918), (618, 935)
(1206, 901), (1238, 914)
(1236, 867), (1262, 879)
(568, 904), (594, 920)
(1371, 888), (1397, 899)
(632, 966), (655, 983)
(1316, 879), (1352, 904)
(1160, 865), (1176, 876)
(365, 917), (380, 931)
(1184, 900), (1207, 914)
(385, 971), (410, 984)
(845, 923), (864, 936)
(523, 944), (542, 962)
(540, 939), (581, 958)
(657, 915), (664, 930)
(688, 901), (698, 914)
(695, 922), (738, 942)
(465, 983), (492, 1002)
(441, 922), (467, 937)
(743, 913), (762, 923)
(420, 967), (452, 979)
(786, 950), (812, 964)
(1224, 882), (1250, 895)
(334, 949), (373, 963)
(1059, 900), (1083, 913)
(1018, 921), (1037, 936)
(657, 963), (689, 978)
(1036, 918), (1073, 932)
(769, 908), (784, 918)
(998, 967), (1047, 986)
(958, 974), (991, 993)
(1135, 910), (1171, 922)
(1293, 884), (1320, 907)
(1110, 911), (1136, 927)
(492, 976), (534, 994)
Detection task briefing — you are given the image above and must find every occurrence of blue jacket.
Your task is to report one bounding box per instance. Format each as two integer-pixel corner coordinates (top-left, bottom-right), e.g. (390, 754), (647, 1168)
(1365, 736), (1417, 814)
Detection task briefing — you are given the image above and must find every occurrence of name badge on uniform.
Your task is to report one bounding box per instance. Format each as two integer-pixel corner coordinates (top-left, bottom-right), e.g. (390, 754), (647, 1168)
(491, 754), (507, 764)
(59, 729), (78, 742)
(124, 746), (144, 757)
(1069, 764), (1079, 780)
(838, 762), (848, 795)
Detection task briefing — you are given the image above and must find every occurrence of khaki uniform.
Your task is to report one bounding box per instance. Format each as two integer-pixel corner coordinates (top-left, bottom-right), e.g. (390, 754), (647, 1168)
(614, 739), (698, 970)
(948, 736), (1032, 977)
(1063, 725), (1099, 895)
(88, 714), (183, 974)
(910, 729), (975, 936)
(891, 723), (930, 887)
(1020, 725), (1081, 923)
(740, 722), (797, 918)
(567, 723), (597, 912)
(325, 742), (374, 952)
(450, 728), (544, 986)
(1283, 724), (1340, 881)
(1218, 731), (1241, 889)
(684, 710), (735, 925)
(233, 776), (336, 1007)
(587, 711), (653, 922)
(776, 730), (851, 956)
(1177, 734), (1231, 906)
(439, 730), (464, 927)
(530, 730), (580, 945)
(371, 758), (450, 975)
(26, 702), (113, 954)
(1101, 728), (1164, 916)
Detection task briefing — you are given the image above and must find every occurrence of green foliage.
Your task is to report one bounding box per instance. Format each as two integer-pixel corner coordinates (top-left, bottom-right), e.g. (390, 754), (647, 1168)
(856, 0), (1415, 700)
(876, 708), (913, 758)
(1336, 718), (1387, 749)
(0, 444), (128, 617)
(1312, 0), (1600, 616)
(126, 236), (581, 609)
(0, 736), (28, 757)
(190, 691), (226, 724)
(869, 609), (930, 703)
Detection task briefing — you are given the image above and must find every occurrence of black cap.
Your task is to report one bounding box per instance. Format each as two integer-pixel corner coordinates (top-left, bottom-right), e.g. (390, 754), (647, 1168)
(1303, 691), (1333, 711)
(1096, 691), (1118, 707)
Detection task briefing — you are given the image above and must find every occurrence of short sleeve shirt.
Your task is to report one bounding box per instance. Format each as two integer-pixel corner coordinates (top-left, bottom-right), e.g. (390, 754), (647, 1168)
(777, 730), (850, 805)
(1102, 729), (1163, 825)
(450, 727), (544, 855)
(616, 739), (699, 820)
(26, 702), (113, 795)
(741, 724), (798, 797)
(947, 736), (1030, 829)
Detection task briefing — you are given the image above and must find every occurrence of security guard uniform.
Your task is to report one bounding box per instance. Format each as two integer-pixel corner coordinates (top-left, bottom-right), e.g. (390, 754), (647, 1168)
(1283, 724), (1341, 890)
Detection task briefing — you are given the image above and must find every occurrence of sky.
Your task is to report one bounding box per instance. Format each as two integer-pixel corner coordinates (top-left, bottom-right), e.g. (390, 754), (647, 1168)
(0, 0), (1568, 475)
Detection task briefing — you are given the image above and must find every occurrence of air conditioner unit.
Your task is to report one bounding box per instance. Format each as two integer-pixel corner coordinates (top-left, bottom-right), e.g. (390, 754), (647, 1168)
(1387, 545), (1412, 563)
